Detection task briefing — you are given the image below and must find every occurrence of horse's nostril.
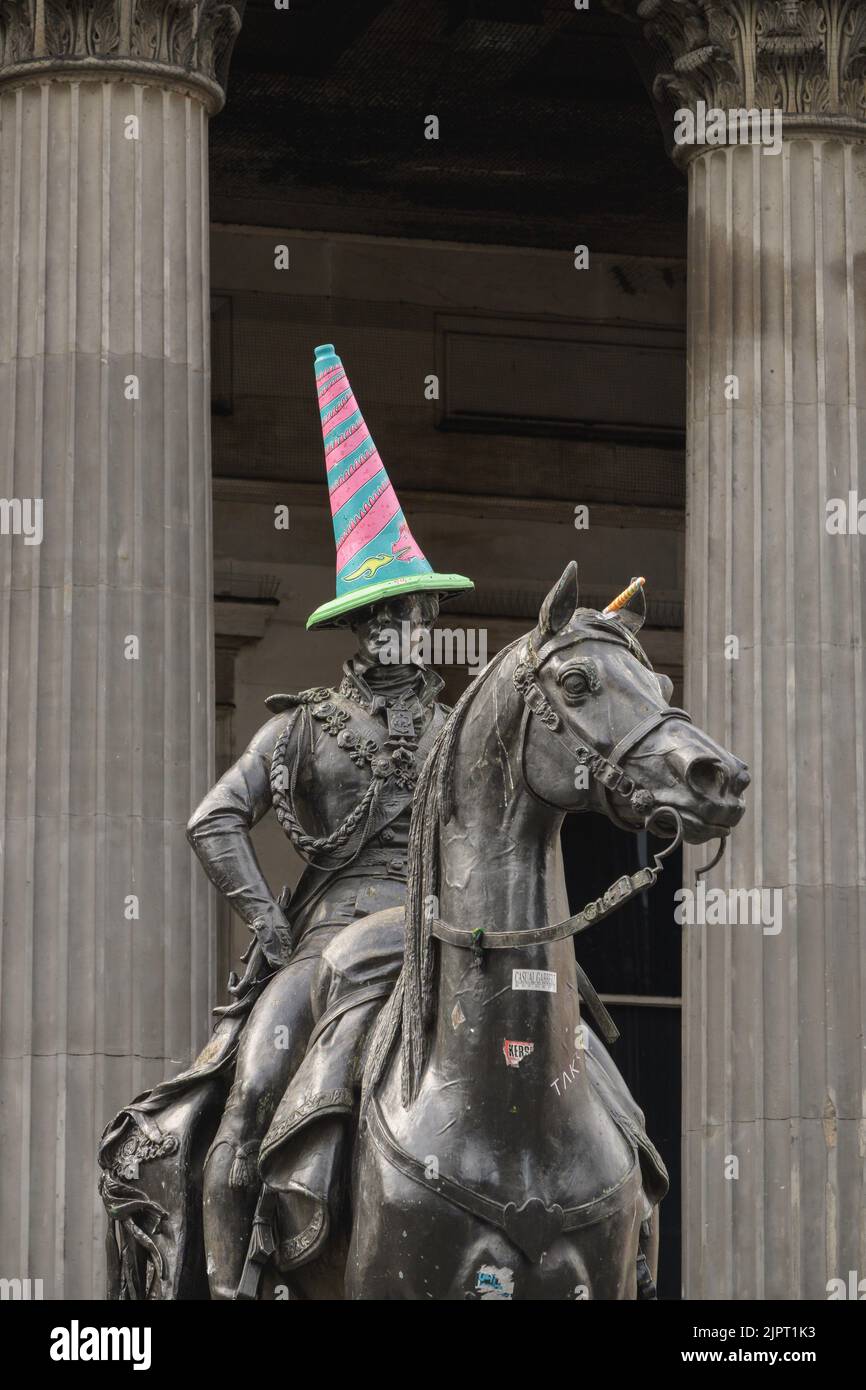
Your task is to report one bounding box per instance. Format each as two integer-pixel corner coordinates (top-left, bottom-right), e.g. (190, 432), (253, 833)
(732, 767), (751, 794)
(686, 757), (728, 799)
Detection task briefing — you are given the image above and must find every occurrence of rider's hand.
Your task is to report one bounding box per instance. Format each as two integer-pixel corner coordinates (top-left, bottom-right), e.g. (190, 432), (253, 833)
(252, 907), (294, 970)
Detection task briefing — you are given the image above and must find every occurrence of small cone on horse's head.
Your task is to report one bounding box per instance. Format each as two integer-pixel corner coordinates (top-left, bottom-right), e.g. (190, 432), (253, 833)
(306, 343), (474, 629)
(537, 564), (649, 650)
(603, 576), (646, 634)
(603, 575), (645, 616)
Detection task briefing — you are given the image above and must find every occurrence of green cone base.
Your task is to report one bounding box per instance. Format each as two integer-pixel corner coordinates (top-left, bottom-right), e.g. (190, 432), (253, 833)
(306, 572), (474, 630)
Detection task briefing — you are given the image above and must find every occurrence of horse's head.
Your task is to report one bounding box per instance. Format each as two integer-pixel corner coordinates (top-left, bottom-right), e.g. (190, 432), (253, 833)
(517, 562), (749, 845)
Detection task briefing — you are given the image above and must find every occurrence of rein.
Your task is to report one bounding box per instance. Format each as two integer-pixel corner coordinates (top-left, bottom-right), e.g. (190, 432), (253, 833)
(430, 626), (727, 960)
(429, 806), (683, 954)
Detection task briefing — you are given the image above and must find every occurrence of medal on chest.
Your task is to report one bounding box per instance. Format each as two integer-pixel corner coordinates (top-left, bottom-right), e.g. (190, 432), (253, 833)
(311, 692), (431, 791)
(386, 694), (423, 739)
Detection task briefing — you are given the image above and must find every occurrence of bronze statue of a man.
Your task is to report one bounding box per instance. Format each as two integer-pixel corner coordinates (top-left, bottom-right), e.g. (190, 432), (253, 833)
(191, 592), (450, 1296)
(98, 345), (473, 1299)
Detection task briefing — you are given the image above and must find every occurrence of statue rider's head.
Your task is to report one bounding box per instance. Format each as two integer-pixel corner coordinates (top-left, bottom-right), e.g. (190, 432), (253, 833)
(346, 592), (440, 670)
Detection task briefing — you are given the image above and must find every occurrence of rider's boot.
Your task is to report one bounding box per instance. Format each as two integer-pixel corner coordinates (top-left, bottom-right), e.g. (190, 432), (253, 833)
(202, 1132), (262, 1299)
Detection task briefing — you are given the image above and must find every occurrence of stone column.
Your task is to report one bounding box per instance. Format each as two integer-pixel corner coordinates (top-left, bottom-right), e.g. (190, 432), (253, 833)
(0, 0), (245, 1299)
(608, 0), (866, 1298)
(213, 578), (281, 996)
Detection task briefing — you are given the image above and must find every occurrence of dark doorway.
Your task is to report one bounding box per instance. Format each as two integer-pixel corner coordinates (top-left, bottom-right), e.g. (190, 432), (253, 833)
(561, 813), (682, 1300)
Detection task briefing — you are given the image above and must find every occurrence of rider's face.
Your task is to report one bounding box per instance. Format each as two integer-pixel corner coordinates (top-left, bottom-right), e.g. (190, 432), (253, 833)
(350, 595), (438, 667)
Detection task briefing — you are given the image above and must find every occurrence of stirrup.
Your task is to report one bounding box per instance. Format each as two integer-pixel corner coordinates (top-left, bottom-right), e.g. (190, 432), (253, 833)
(636, 1250), (658, 1300)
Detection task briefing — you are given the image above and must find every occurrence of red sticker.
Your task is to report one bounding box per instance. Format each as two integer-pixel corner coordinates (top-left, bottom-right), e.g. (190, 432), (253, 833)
(502, 1039), (534, 1068)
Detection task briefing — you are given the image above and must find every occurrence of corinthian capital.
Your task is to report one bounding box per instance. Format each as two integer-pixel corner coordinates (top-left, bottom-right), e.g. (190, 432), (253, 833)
(608, 0), (866, 151)
(0, 0), (246, 111)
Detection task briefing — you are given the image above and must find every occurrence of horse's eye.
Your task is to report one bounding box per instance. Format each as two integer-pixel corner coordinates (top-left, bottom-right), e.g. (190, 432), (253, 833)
(558, 663), (597, 702)
(561, 673), (586, 699)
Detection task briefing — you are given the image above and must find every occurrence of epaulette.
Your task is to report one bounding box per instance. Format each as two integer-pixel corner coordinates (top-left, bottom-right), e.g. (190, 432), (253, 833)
(265, 686), (332, 713)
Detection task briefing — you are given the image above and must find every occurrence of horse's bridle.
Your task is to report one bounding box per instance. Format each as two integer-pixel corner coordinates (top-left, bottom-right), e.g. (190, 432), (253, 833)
(429, 622), (726, 974)
(513, 625), (692, 832)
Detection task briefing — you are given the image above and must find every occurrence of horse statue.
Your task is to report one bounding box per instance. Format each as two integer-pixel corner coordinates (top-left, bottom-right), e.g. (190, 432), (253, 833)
(250, 562), (749, 1299)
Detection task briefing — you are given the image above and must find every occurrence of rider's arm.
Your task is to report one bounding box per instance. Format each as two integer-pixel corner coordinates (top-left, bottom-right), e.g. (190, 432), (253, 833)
(186, 711), (300, 968)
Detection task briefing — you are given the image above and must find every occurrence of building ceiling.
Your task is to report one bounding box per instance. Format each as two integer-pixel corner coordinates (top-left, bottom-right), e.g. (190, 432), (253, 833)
(211, 0), (687, 256)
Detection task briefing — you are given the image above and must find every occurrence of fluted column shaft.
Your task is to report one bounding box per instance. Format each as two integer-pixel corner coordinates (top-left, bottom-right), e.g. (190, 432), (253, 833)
(0, 0), (244, 1299)
(683, 133), (866, 1300)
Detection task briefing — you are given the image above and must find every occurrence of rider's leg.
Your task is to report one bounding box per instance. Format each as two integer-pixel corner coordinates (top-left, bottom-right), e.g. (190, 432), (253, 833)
(202, 956), (319, 1300)
(260, 911), (409, 1288)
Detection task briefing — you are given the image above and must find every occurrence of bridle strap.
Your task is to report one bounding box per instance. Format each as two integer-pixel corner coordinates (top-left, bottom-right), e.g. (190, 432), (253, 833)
(429, 810), (683, 955)
(514, 631), (692, 827)
(607, 706), (691, 771)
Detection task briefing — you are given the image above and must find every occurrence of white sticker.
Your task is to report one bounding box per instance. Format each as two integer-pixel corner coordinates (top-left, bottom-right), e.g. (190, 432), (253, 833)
(451, 1001), (466, 1030)
(512, 968), (557, 993)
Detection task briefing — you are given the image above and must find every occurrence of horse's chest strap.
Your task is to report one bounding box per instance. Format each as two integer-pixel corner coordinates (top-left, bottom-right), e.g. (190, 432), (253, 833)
(364, 1098), (641, 1265)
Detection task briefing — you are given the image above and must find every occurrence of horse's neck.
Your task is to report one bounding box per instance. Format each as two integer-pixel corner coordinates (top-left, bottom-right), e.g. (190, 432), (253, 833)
(428, 652), (583, 1090)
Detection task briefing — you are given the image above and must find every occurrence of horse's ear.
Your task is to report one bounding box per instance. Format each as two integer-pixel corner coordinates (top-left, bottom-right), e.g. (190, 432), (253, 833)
(538, 562), (579, 640)
(614, 582), (646, 635)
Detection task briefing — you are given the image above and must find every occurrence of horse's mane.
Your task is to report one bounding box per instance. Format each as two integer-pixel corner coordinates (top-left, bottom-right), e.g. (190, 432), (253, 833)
(361, 607), (648, 1109)
(362, 634), (523, 1107)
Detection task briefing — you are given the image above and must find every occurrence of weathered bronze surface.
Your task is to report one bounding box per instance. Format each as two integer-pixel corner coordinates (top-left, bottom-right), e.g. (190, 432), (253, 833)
(98, 566), (748, 1299)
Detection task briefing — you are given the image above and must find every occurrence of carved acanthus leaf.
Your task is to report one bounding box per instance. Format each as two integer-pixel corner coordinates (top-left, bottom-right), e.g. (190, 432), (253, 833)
(131, 0), (197, 68)
(197, 1), (243, 86)
(44, 0), (121, 58)
(0, 1), (35, 67)
(610, 0), (866, 120)
(0, 0), (245, 103)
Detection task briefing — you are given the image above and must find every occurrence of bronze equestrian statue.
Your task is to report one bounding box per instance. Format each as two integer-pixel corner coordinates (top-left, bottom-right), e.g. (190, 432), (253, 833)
(98, 348), (749, 1299)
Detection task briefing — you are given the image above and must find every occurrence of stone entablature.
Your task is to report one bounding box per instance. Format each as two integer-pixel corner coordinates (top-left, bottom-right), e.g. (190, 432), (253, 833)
(0, 0), (245, 110)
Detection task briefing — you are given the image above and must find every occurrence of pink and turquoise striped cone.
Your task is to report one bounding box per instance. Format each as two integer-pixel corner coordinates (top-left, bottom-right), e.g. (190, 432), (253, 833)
(306, 344), (474, 629)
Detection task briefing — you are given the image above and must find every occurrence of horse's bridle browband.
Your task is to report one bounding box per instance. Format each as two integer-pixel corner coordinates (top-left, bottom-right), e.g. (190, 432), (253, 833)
(430, 621), (725, 966)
